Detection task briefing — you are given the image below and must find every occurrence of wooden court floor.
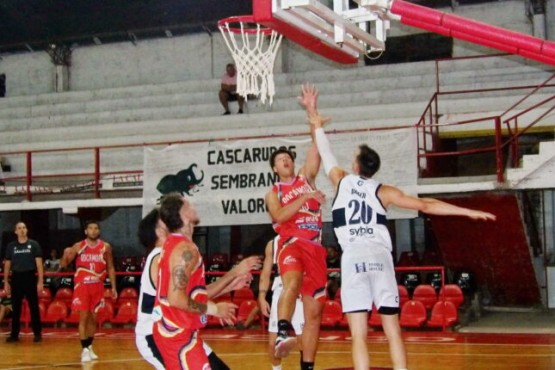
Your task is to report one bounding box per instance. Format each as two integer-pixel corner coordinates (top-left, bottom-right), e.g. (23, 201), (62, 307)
(1, 328), (555, 370)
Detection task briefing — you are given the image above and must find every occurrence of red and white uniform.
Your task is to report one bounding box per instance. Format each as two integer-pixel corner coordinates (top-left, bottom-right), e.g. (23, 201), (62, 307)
(153, 233), (210, 370)
(72, 240), (107, 313)
(272, 176), (327, 301)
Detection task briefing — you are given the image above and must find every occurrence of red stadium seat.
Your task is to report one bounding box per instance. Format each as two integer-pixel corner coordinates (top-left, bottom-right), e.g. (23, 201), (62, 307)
(117, 287), (138, 307)
(320, 300), (343, 328)
(64, 308), (81, 325)
(43, 300), (69, 324)
(55, 287), (74, 307)
(368, 305), (382, 327)
(398, 285), (410, 307)
(412, 284), (438, 310)
(236, 299), (260, 328)
(427, 300), (458, 328)
(97, 301), (115, 328)
(38, 287), (53, 306)
(439, 284), (465, 309)
(399, 300), (427, 328)
(111, 301), (138, 325)
(233, 288), (254, 306)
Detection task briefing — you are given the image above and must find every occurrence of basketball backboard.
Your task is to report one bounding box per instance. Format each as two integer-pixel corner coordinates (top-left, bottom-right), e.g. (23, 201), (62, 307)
(253, 0), (390, 64)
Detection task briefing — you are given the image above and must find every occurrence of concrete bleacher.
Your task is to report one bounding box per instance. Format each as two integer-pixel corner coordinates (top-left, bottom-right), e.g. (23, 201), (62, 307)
(0, 55), (553, 185)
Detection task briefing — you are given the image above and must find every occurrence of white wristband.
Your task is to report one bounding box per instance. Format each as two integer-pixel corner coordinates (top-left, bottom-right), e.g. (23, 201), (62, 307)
(315, 128), (339, 176)
(207, 301), (218, 316)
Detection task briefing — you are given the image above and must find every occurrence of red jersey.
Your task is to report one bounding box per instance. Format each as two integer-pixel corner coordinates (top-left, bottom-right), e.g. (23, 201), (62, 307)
(155, 233), (208, 335)
(272, 175), (322, 241)
(74, 240), (107, 285)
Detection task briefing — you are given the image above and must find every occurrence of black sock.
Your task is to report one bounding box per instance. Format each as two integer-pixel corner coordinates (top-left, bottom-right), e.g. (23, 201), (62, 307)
(277, 319), (292, 336)
(87, 337), (94, 347)
(301, 361), (314, 370)
(81, 339), (88, 349)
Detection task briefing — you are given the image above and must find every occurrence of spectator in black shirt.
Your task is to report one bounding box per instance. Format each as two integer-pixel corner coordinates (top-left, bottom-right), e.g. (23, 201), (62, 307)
(3, 222), (43, 342)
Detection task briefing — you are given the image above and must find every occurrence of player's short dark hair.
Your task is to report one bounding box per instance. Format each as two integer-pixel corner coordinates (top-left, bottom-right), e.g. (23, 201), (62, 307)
(138, 208), (160, 250)
(159, 192), (185, 232)
(84, 220), (100, 230)
(269, 146), (295, 169)
(357, 144), (381, 178)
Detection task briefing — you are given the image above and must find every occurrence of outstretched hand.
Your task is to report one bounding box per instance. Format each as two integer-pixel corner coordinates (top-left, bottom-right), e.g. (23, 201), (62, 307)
(232, 256), (262, 276)
(468, 210), (496, 221)
(308, 112), (331, 128)
(298, 83), (318, 114)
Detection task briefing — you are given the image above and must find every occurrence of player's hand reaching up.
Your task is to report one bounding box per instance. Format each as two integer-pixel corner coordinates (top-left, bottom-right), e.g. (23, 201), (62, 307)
(298, 83), (319, 115)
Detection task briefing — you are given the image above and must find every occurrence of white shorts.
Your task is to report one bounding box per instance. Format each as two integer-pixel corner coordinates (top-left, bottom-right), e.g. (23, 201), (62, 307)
(340, 246), (399, 313)
(269, 281), (304, 335)
(135, 333), (215, 370)
(135, 334), (164, 370)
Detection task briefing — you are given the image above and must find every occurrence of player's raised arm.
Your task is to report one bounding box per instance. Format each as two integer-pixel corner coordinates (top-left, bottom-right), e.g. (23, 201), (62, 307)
(379, 185), (497, 221)
(308, 111), (347, 189)
(297, 84), (322, 185)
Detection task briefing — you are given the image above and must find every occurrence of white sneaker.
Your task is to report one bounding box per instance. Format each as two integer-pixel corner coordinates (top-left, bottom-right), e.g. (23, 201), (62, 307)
(81, 348), (92, 363)
(87, 346), (99, 360)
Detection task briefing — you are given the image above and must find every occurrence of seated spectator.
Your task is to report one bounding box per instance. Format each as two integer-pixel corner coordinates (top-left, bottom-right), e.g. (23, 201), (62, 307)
(0, 295), (12, 325)
(326, 245), (341, 300)
(219, 63), (245, 115)
(44, 249), (61, 272)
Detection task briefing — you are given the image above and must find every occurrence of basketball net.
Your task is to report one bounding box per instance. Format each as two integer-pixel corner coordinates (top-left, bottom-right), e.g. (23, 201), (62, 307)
(218, 16), (283, 105)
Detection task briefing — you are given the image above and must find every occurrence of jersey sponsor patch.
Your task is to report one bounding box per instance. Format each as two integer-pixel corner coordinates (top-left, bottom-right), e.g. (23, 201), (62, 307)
(283, 255), (298, 265)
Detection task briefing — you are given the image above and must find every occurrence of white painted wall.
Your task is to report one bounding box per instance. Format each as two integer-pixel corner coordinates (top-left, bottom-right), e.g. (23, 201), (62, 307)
(0, 0), (549, 97)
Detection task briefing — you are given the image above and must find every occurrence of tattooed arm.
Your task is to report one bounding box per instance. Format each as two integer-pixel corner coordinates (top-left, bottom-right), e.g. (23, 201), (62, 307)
(166, 241), (207, 314)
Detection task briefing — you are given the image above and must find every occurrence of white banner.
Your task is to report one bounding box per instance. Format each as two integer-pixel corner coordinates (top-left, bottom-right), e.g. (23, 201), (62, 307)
(142, 128), (417, 226)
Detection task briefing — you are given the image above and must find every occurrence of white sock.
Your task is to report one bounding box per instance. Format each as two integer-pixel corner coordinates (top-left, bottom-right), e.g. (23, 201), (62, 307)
(272, 365), (282, 370)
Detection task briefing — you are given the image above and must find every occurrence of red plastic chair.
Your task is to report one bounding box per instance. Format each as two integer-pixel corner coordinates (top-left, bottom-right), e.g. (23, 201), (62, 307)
(64, 308), (81, 325)
(233, 287), (254, 306)
(97, 301), (115, 328)
(399, 300), (427, 328)
(42, 300), (69, 324)
(427, 300), (458, 328)
(236, 299), (260, 327)
(117, 287), (138, 307)
(368, 305), (382, 327)
(439, 284), (465, 309)
(320, 300), (343, 328)
(54, 287), (74, 307)
(38, 287), (53, 306)
(412, 284), (438, 310)
(398, 285), (410, 307)
(111, 301), (138, 325)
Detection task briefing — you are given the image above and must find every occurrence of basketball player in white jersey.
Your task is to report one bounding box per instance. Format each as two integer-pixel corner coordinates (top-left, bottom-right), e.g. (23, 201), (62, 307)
(307, 89), (496, 370)
(258, 236), (304, 370)
(136, 208), (262, 369)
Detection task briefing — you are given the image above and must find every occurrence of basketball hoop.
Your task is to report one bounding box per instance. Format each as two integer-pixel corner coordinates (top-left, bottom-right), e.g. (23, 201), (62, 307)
(218, 16), (283, 105)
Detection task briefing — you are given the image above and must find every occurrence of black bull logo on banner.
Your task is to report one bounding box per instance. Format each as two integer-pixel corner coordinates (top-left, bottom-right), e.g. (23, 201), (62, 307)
(156, 164), (204, 198)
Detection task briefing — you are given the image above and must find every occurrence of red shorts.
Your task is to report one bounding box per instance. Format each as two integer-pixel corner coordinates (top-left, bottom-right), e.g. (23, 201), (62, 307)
(71, 281), (104, 313)
(277, 237), (328, 301)
(153, 324), (210, 370)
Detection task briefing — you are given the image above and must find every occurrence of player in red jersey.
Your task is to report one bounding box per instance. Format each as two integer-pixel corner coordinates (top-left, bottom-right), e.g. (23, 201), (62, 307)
(265, 84), (327, 370)
(153, 193), (237, 370)
(61, 220), (117, 363)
